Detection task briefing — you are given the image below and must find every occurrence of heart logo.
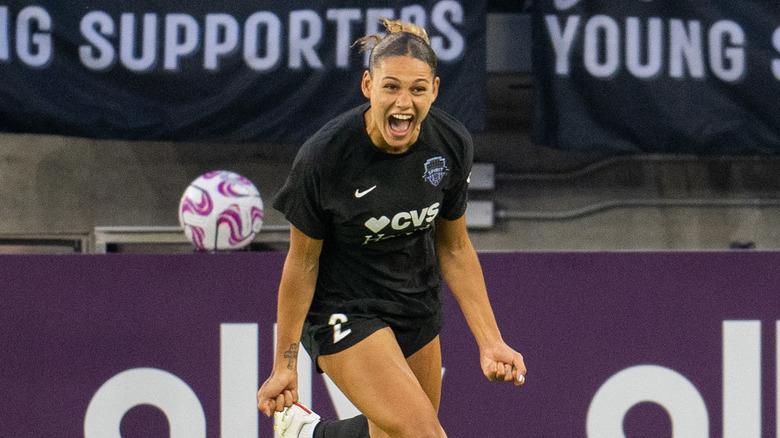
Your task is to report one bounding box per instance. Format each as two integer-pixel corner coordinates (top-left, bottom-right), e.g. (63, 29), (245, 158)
(364, 216), (390, 233)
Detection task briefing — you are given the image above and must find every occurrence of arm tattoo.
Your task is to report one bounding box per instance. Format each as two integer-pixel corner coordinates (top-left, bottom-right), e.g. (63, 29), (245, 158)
(283, 344), (298, 370)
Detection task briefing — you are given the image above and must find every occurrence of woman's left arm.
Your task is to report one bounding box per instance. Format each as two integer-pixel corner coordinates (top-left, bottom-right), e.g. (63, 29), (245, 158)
(434, 215), (526, 386)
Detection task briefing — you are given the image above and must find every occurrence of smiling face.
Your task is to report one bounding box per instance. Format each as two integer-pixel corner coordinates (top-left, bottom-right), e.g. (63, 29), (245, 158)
(361, 55), (440, 154)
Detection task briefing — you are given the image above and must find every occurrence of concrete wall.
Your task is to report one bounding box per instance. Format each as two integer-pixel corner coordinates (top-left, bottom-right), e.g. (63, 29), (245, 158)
(0, 133), (299, 252)
(4, 129), (780, 253)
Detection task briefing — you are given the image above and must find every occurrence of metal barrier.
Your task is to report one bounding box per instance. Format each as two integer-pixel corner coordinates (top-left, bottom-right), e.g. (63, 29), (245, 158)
(91, 225), (290, 254)
(0, 234), (90, 254)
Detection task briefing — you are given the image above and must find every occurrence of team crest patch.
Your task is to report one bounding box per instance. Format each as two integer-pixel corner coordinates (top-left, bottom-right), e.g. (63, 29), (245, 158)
(422, 156), (449, 187)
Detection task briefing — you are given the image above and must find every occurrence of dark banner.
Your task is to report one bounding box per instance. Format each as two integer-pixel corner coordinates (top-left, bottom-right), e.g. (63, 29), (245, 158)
(533, 0), (780, 154)
(2, 252), (780, 436)
(0, 1), (485, 143)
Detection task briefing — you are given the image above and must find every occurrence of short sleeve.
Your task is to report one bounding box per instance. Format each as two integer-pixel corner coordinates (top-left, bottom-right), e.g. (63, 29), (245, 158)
(439, 131), (474, 220)
(272, 147), (329, 239)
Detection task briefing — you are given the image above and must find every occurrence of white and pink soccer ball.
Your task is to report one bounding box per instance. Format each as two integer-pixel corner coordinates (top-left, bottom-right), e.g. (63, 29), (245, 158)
(178, 171), (264, 251)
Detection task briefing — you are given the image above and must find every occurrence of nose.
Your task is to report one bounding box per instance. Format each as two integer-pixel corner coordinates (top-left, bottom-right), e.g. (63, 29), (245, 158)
(395, 90), (412, 109)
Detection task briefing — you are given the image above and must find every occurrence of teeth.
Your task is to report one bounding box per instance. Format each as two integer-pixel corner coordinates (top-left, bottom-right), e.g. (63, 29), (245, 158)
(392, 114), (412, 120)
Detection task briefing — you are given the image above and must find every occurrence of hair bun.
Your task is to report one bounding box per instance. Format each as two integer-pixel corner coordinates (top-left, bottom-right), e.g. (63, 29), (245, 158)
(381, 19), (430, 44)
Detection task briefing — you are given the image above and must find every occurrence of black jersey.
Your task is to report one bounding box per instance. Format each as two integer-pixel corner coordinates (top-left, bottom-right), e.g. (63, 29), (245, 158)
(274, 103), (473, 317)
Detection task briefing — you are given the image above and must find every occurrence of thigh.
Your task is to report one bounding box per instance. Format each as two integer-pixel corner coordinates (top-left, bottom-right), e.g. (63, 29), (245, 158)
(318, 327), (445, 438)
(405, 335), (443, 413)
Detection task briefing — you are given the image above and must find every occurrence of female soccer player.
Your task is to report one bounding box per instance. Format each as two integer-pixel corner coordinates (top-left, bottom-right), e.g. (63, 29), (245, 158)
(257, 19), (526, 438)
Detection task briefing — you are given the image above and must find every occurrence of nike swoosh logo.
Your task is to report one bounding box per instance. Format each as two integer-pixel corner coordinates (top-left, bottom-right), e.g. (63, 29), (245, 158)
(354, 185), (377, 198)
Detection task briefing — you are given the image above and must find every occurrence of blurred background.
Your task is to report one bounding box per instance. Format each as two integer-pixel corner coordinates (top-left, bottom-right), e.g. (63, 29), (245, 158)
(1, 0), (778, 254)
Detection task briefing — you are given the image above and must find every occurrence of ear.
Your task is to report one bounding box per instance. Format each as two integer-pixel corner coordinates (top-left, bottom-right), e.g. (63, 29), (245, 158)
(431, 76), (440, 102)
(361, 71), (372, 99)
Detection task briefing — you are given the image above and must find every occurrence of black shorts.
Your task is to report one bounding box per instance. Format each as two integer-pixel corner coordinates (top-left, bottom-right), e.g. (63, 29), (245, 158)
(300, 287), (443, 373)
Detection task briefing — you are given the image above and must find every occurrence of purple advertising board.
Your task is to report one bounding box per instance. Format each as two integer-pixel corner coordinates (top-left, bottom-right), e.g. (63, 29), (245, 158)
(1, 252), (778, 437)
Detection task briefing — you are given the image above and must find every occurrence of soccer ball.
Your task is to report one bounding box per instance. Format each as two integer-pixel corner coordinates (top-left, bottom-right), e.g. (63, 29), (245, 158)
(178, 171), (264, 251)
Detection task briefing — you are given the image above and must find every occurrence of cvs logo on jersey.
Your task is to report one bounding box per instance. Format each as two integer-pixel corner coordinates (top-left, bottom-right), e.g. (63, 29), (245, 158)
(363, 202), (440, 244)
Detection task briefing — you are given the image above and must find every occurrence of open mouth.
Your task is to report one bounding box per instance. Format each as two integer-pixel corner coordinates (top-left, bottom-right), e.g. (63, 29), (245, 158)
(388, 114), (413, 137)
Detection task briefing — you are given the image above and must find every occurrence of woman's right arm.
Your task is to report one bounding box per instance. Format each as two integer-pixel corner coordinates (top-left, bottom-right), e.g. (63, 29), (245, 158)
(257, 224), (323, 417)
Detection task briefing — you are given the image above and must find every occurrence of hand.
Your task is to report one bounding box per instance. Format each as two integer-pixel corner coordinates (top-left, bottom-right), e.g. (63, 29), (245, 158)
(257, 369), (299, 417)
(480, 341), (526, 386)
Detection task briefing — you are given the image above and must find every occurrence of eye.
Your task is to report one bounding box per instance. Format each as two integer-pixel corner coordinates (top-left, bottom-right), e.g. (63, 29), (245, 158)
(383, 83), (399, 91)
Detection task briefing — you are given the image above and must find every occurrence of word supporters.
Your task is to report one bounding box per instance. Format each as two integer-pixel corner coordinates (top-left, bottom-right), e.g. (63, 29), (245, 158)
(0, 2), (468, 72)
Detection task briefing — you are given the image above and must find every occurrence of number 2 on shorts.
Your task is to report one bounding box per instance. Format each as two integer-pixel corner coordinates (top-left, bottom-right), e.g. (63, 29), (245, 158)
(328, 313), (352, 344)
